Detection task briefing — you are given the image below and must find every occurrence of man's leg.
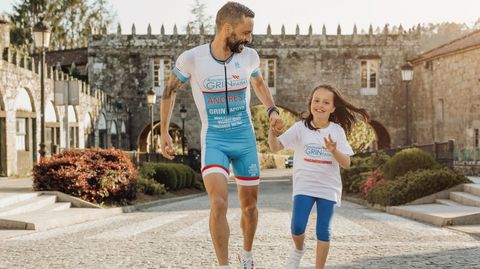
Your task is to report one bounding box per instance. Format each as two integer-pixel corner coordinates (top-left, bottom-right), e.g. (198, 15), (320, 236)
(204, 173), (230, 266)
(237, 184), (258, 252)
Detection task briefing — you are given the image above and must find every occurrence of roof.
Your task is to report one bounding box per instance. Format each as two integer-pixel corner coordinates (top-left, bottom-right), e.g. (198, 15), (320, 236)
(413, 29), (480, 63)
(45, 47), (88, 67)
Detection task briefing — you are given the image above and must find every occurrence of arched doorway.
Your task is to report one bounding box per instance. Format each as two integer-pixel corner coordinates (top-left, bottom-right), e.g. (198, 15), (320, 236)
(14, 88), (36, 175)
(137, 121), (185, 153)
(45, 101), (60, 155)
(370, 120), (391, 150)
(83, 112), (94, 148)
(110, 120), (118, 148)
(120, 121), (127, 149)
(97, 113), (107, 148)
(68, 105), (79, 148)
(0, 91), (6, 176)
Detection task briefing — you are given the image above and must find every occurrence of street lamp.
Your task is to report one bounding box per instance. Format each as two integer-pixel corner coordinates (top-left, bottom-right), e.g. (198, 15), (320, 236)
(146, 88), (156, 154)
(401, 62), (414, 146)
(33, 18), (51, 159)
(180, 104), (187, 156)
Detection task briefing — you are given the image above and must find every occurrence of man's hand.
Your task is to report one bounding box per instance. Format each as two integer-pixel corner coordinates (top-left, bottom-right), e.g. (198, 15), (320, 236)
(160, 133), (175, 160)
(269, 112), (285, 136)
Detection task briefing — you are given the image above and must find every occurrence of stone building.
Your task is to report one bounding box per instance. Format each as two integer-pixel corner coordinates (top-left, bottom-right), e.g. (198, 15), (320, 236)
(88, 23), (421, 151)
(411, 30), (480, 151)
(0, 20), (129, 176)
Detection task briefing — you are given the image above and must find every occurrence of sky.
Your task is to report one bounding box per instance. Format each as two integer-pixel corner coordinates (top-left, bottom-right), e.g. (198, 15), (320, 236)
(0, 0), (479, 35)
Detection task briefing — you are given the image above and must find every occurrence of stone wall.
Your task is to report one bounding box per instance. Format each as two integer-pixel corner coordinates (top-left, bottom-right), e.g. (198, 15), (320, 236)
(88, 26), (420, 150)
(411, 47), (480, 149)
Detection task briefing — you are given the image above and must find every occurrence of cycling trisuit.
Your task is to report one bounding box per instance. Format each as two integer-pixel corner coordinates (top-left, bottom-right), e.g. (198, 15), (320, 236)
(173, 43), (261, 186)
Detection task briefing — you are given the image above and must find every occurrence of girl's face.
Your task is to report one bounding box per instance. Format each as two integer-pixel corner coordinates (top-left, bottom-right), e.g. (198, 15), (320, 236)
(310, 88), (336, 121)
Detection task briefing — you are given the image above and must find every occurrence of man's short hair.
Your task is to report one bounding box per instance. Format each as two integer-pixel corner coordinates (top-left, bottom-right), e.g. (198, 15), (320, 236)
(216, 1), (255, 30)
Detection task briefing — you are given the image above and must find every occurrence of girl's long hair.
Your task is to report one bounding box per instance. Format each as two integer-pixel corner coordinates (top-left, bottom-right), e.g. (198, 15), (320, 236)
(303, 84), (369, 135)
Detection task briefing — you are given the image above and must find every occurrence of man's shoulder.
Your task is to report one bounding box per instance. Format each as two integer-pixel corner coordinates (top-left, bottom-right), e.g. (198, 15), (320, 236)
(182, 43), (210, 56)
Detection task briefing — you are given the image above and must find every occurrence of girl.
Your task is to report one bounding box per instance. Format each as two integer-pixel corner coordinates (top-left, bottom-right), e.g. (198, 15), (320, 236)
(268, 85), (369, 269)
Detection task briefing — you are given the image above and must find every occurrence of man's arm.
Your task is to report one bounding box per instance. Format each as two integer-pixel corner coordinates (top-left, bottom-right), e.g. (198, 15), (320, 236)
(250, 75), (284, 134)
(160, 73), (184, 159)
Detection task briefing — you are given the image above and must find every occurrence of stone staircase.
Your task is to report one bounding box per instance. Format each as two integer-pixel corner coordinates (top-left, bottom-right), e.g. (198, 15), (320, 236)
(0, 191), (120, 231)
(387, 177), (480, 234)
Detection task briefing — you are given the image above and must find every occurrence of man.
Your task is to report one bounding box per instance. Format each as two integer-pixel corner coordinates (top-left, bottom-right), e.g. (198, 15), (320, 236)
(160, 2), (284, 268)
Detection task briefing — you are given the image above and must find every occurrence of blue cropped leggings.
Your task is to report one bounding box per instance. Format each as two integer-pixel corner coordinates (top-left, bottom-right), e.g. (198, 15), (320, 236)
(291, 195), (336, 242)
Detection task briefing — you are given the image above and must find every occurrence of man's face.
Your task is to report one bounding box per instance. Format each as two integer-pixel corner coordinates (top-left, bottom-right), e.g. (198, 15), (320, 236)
(226, 16), (254, 53)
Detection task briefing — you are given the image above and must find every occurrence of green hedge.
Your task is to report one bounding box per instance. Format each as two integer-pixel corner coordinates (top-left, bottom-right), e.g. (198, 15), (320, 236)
(137, 177), (166, 195)
(366, 168), (470, 206)
(139, 162), (197, 191)
(382, 148), (438, 180)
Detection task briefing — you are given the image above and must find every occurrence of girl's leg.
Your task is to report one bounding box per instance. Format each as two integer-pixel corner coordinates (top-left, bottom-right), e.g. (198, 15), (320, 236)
(314, 198), (336, 269)
(291, 195), (316, 250)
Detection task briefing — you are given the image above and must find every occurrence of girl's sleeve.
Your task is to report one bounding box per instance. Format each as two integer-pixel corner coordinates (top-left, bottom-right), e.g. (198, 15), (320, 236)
(278, 122), (301, 150)
(336, 126), (354, 156)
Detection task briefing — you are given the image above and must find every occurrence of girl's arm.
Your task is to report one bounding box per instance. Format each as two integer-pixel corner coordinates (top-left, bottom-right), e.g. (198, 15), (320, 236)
(331, 148), (351, 169)
(324, 134), (351, 169)
(268, 128), (284, 153)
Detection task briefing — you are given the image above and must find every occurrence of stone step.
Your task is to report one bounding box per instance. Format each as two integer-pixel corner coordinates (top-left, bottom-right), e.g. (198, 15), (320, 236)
(0, 195), (57, 217)
(467, 176), (480, 184)
(450, 192), (480, 207)
(464, 184), (480, 196)
(40, 202), (72, 212)
(0, 207), (122, 231)
(387, 203), (480, 226)
(435, 199), (463, 206)
(0, 192), (40, 208)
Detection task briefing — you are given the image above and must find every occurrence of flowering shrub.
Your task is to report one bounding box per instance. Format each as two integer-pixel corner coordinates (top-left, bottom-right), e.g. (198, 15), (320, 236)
(362, 169), (385, 197)
(33, 148), (138, 204)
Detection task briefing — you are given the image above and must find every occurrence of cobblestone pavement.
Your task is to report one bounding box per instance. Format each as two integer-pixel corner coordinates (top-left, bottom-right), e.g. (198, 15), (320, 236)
(1, 179), (480, 269)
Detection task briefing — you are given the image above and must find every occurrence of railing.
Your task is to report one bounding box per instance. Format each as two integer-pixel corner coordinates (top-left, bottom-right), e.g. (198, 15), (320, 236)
(124, 151), (201, 172)
(357, 140), (455, 169)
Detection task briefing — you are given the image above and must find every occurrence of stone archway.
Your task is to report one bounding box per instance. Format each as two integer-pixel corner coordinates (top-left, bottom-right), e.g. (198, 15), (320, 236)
(83, 112), (94, 148)
(14, 88), (36, 174)
(370, 120), (391, 150)
(45, 101), (60, 155)
(0, 91), (6, 176)
(110, 120), (118, 148)
(97, 113), (107, 148)
(67, 105), (79, 148)
(137, 121), (185, 153)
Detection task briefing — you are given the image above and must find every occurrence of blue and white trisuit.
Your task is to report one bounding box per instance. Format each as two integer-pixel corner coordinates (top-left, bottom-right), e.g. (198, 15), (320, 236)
(173, 43), (262, 186)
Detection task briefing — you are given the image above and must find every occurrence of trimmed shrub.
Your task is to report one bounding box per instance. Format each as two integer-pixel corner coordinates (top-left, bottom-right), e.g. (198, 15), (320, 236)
(382, 148), (438, 180)
(137, 177), (166, 195)
(33, 148), (138, 204)
(140, 163), (198, 191)
(366, 168), (470, 206)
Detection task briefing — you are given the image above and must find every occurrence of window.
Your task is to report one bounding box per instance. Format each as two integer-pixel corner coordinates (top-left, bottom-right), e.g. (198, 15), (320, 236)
(260, 58), (276, 95)
(436, 99), (444, 122)
(360, 60), (379, 95)
(153, 58), (171, 96)
(16, 118), (27, 150)
(475, 129), (479, 148)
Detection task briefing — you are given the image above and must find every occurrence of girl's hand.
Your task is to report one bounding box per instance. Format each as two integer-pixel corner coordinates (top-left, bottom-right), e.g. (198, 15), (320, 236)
(323, 134), (337, 153)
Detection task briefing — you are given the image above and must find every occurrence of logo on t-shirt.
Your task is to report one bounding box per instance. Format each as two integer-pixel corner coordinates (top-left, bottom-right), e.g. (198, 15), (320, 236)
(304, 143), (332, 164)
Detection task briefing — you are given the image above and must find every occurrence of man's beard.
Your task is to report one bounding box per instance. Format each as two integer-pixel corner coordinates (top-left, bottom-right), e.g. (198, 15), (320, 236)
(227, 35), (247, 53)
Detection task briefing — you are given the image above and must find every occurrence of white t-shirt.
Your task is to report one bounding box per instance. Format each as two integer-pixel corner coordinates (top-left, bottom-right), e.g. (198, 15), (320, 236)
(278, 121), (354, 206)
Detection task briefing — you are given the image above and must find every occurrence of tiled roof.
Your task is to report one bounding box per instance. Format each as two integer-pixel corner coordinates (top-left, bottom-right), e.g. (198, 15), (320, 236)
(413, 30), (480, 63)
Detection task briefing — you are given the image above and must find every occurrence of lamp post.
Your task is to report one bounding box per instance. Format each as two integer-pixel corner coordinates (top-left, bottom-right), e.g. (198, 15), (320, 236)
(33, 19), (51, 159)
(146, 89), (156, 154)
(401, 62), (414, 146)
(180, 104), (187, 156)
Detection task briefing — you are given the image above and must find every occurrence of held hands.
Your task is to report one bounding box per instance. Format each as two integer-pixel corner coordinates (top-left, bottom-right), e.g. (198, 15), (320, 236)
(323, 134), (337, 154)
(269, 112), (285, 136)
(160, 133), (176, 160)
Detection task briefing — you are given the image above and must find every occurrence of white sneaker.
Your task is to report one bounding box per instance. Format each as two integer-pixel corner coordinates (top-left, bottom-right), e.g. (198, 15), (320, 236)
(285, 245), (306, 269)
(238, 253), (255, 269)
